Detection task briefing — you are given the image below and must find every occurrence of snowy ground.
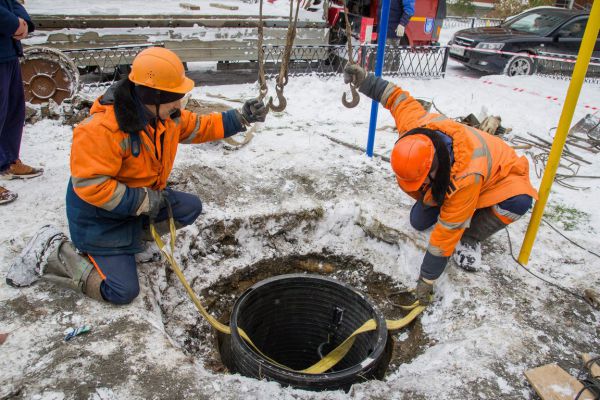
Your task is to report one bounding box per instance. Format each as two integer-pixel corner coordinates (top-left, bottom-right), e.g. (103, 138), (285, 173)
(2, 6), (600, 400)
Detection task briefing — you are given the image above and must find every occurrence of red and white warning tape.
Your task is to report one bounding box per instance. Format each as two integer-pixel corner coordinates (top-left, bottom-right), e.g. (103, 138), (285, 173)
(454, 75), (600, 111)
(450, 44), (600, 67)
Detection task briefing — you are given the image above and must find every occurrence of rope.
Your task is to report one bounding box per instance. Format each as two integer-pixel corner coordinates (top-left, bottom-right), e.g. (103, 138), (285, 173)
(277, 0), (301, 87)
(342, 0), (354, 65)
(257, 0), (267, 101)
(151, 211), (426, 375)
(223, 0), (267, 148)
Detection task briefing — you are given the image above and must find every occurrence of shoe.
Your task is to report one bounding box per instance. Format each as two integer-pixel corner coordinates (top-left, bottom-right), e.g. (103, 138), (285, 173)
(6, 225), (66, 287)
(453, 238), (481, 272)
(1, 160), (44, 180)
(0, 186), (17, 205)
(135, 241), (162, 263)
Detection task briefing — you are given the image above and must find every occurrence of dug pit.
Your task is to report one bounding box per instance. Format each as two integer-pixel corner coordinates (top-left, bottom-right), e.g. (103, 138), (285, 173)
(161, 253), (429, 388)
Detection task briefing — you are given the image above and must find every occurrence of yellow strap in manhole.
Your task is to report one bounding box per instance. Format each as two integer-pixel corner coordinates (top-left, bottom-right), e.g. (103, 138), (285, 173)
(151, 218), (426, 375)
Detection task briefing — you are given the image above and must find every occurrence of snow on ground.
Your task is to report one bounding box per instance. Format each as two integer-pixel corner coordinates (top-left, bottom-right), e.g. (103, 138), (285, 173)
(2, 7), (600, 398)
(1, 67), (598, 398)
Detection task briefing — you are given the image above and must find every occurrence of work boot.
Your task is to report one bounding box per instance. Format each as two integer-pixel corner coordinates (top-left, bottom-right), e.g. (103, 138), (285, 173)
(40, 241), (104, 301)
(43, 241), (94, 293)
(0, 160), (44, 180)
(0, 186), (17, 205)
(453, 208), (507, 272)
(6, 225), (105, 302)
(6, 225), (66, 287)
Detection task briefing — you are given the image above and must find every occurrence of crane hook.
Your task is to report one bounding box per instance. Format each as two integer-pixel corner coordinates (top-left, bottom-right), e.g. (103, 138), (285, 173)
(268, 84), (287, 112)
(342, 83), (360, 108)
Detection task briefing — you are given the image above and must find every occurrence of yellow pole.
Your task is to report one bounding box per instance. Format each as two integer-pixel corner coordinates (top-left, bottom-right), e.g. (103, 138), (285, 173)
(518, 1), (600, 265)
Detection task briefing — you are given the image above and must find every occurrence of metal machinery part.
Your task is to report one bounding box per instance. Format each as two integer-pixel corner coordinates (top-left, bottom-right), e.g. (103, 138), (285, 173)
(20, 46), (80, 105)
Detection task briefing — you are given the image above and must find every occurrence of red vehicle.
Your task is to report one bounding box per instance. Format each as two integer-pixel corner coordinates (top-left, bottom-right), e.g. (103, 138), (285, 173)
(327, 0), (447, 46)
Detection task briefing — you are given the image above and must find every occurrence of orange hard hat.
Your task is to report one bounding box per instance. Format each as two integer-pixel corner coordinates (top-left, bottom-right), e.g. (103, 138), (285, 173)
(390, 134), (435, 192)
(129, 47), (194, 94)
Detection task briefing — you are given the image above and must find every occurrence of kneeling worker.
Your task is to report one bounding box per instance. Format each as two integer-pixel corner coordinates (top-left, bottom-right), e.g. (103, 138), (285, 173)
(344, 64), (538, 305)
(7, 47), (267, 304)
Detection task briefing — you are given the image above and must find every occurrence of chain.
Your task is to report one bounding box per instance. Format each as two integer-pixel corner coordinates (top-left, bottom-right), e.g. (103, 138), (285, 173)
(341, 0), (360, 108)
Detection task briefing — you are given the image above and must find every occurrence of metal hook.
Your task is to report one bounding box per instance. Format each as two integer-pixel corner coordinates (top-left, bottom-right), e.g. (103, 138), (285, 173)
(342, 83), (360, 108)
(268, 84), (287, 112)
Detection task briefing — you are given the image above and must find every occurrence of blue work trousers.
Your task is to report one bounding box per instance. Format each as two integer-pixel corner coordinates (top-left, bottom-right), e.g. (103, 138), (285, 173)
(0, 59), (25, 171)
(410, 194), (533, 232)
(90, 189), (202, 304)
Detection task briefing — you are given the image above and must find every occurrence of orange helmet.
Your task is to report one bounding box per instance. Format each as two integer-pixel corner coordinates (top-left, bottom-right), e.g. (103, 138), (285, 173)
(129, 47), (194, 94)
(390, 134), (435, 192)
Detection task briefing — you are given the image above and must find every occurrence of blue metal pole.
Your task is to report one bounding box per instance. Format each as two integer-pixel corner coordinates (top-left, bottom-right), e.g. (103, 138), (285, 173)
(366, 0), (391, 157)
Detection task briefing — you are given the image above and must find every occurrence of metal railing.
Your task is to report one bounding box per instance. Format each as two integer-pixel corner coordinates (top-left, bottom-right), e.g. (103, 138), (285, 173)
(261, 44), (449, 78)
(536, 52), (600, 84)
(443, 16), (503, 29)
(71, 44), (449, 93)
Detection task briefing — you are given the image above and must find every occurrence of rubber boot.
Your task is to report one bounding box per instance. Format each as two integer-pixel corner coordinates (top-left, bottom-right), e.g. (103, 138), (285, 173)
(6, 225), (66, 287)
(453, 208), (507, 272)
(43, 241), (104, 301)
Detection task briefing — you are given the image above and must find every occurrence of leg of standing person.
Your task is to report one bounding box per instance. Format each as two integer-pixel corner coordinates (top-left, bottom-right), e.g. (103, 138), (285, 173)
(0, 58), (42, 182)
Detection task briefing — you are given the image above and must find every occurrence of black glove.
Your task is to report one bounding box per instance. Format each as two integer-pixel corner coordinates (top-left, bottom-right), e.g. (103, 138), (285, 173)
(415, 277), (434, 306)
(146, 189), (168, 220)
(239, 98), (267, 124)
(343, 63), (367, 87)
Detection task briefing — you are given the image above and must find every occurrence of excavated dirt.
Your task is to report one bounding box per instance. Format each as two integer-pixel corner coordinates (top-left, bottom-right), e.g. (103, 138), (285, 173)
(169, 253), (429, 377)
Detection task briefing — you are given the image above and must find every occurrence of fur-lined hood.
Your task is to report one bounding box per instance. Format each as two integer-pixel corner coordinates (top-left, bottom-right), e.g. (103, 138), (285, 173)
(90, 79), (152, 135)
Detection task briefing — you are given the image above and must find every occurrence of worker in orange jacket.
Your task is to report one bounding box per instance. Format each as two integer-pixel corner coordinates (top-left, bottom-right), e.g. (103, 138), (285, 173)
(7, 47), (267, 304)
(344, 64), (538, 305)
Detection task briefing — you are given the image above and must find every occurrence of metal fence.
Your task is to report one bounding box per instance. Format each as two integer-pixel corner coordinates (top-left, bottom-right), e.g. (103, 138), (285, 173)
(72, 44), (449, 93)
(443, 16), (503, 29)
(536, 52), (600, 84)
(261, 44), (449, 78)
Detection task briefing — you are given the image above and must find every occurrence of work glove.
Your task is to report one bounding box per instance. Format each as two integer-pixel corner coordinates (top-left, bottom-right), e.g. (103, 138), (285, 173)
(344, 63), (393, 104)
(415, 277), (434, 306)
(479, 116), (501, 135)
(395, 24), (405, 38)
(238, 98), (268, 125)
(136, 188), (168, 220)
(343, 64), (367, 87)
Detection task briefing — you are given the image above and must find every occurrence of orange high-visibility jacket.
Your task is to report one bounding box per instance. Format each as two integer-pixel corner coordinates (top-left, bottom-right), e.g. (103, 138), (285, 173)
(71, 99), (225, 210)
(385, 85), (538, 258)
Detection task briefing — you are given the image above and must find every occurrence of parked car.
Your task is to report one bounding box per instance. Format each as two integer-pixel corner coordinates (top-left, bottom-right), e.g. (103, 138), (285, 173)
(447, 7), (600, 76)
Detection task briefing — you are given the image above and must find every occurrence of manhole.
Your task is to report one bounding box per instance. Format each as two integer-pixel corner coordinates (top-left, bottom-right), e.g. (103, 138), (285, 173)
(220, 274), (390, 391)
(165, 254), (428, 389)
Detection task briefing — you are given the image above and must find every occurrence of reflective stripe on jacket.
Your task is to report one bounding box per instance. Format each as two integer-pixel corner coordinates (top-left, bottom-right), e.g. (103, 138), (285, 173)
(385, 85), (538, 257)
(70, 101), (224, 211)
(67, 80), (243, 255)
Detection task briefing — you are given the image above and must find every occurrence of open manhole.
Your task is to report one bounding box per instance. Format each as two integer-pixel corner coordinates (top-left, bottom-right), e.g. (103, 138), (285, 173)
(221, 273), (389, 391)
(167, 254), (429, 390)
